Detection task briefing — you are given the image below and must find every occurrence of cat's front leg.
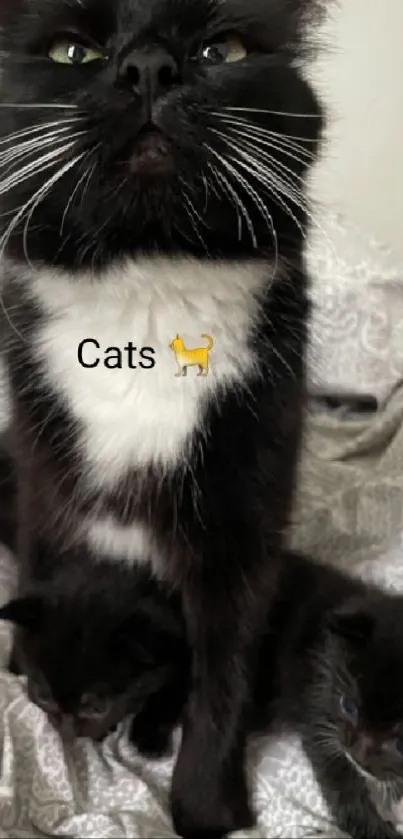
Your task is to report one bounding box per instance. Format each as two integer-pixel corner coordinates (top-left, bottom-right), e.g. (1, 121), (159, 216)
(130, 676), (187, 758)
(304, 734), (401, 839)
(7, 645), (21, 675)
(170, 528), (273, 838)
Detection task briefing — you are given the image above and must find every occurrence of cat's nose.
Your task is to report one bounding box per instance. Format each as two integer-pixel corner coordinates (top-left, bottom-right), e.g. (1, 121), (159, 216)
(117, 49), (181, 102)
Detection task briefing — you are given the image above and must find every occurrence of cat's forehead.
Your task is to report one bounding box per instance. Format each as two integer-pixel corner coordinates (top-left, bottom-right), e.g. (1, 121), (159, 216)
(11, 0), (280, 46)
(20, 0), (255, 24)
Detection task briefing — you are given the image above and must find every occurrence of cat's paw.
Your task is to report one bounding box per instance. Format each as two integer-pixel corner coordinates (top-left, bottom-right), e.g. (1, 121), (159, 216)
(171, 749), (253, 838)
(7, 648), (21, 675)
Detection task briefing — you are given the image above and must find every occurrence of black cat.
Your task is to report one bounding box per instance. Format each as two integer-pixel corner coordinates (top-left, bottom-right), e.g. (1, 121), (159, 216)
(0, 0), (324, 834)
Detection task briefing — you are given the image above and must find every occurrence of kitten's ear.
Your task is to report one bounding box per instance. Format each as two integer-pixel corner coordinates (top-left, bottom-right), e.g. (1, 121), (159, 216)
(0, 597), (44, 632)
(327, 600), (374, 644)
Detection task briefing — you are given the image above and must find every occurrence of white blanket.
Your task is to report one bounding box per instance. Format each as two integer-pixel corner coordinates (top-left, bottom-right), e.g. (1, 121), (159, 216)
(1, 210), (403, 838)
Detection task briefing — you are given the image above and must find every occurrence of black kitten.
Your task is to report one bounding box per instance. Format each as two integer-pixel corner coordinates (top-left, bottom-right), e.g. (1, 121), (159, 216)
(0, 561), (190, 754)
(0, 0), (324, 834)
(250, 551), (403, 839)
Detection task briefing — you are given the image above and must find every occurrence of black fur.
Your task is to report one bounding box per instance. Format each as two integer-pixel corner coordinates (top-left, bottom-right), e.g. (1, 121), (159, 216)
(2, 544), (403, 839)
(0, 1), (324, 835)
(0, 559), (190, 749)
(251, 553), (403, 839)
(0, 0), (323, 267)
(0, 432), (17, 554)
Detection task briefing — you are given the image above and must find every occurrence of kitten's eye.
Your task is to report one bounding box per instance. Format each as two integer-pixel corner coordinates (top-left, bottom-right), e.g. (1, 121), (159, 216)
(339, 694), (358, 719)
(48, 41), (105, 66)
(198, 36), (247, 66)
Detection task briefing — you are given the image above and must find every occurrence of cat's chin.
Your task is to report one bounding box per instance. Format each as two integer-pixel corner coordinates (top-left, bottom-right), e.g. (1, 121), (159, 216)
(345, 750), (376, 783)
(128, 128), (174, 177)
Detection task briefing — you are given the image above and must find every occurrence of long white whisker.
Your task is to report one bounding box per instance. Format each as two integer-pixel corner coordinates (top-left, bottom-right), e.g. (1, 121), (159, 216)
(179, 180), (209, 253)
(209, 133), (305, 239)
(210, 127), (308, 184)
(227, 138), (311, 213)
(210, 113), (317, 155)
(0, 150), (85, 324)
(265, 167), (342, 264)
(204, 142), (278, 262)
(0, 103), (78, 110)
(56, 147), (99, 258)
(207, 161), (256, 246)
(22, 150), (85, 267)
(0, 132), (86, 196)
(239, 133), (311, 171)
(211, 118), (338, 255)
(214, 120), (315, 166)
(0, 144), (83, 255)
(60, 151), (94, 237)
(78, 148), (100, 210)
(200, 173), (209, 213)
(0, 117), (84, 151)
(212, 128), (335, 254)
(207, 163), (242, 243)
(0, 125), (85, 170)
(221, 106), (321, 119)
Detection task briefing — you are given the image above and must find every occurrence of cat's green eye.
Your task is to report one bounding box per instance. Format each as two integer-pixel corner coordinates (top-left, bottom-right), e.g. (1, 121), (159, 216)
(199, 35), (248, 66)
(48, 41), (105, 66)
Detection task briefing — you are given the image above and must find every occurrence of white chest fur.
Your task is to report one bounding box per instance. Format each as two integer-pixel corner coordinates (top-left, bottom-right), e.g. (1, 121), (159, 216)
(28, 257), (269, 490)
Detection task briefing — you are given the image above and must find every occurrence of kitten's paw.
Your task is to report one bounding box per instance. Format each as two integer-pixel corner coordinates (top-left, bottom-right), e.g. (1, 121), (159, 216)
(7, 649), (21, 675)
(171, 753), (253, 838)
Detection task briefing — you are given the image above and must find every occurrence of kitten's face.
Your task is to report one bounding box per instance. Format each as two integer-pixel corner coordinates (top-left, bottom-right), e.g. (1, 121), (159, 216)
(0, 0), (323, 268)
(322, 597), (403, 787)
(0, 589), (187, 741)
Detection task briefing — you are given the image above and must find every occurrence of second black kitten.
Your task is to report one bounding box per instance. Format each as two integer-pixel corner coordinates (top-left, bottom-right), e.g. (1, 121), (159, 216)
(0, 561), (190, 755)
(250, 551), (403, 839)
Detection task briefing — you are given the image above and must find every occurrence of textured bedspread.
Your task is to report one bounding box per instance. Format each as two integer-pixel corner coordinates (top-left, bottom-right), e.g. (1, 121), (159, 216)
(0, 211), (403, 838)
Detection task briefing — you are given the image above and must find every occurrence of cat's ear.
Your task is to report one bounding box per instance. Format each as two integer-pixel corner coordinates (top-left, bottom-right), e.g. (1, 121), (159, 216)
(327, 599), (374, 645)
(0, 597), (45, 632)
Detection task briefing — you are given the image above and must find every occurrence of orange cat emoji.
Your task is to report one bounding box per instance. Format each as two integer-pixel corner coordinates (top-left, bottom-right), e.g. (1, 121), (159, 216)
(169, 333), (214, 377)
